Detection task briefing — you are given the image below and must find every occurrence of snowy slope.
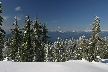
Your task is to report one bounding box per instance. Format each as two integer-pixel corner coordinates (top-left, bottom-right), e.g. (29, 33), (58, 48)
(0, 60), (108, 72)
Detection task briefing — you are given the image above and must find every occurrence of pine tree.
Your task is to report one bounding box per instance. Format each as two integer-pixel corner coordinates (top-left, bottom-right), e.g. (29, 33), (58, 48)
(68, 38), (76, 60)
(9, 16), (22, 62)
(21, 15), (33, 62)
(88, 16), (101, 62)
(73, 39), (82, 60)
(42, 23), (50, 44)
(31, 15), (44, 62)
(0, 2), (6, 60)
(55, 37), (61, 62)
(79, 35), (88, 60)
(44, 43), (53, 62)
(103, 37), (108, 59)
(64, 39), (69, 61)
(2, 37), (10, 58)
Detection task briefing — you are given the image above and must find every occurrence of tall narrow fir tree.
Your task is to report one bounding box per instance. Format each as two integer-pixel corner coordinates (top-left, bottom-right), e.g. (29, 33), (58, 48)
(0, 2), (6, 60)
(9, 16), (22, 61)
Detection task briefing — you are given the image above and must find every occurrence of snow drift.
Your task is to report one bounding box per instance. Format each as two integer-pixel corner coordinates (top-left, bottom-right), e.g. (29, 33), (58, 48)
(0, 60), (108, 72)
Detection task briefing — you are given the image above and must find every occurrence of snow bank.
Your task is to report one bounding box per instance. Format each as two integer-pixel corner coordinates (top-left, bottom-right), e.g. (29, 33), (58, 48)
(0, 60), (108, 72)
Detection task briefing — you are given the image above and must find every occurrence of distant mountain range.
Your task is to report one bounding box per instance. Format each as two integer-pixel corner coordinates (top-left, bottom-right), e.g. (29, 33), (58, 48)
(6, 31), (108, 42)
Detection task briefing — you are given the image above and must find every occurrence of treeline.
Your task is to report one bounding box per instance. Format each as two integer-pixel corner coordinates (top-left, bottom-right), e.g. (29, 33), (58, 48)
(1, 2), (108, 62)
(0, 3), (50, 62)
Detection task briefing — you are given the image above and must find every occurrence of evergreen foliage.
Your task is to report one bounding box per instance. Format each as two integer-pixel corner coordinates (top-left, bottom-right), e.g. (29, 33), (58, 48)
(9, 16), (22, 62)
(0, 2), (5, 60)
(31, 15), (45, 62)
(79, 35), (88, 60)
(21, 16), (33, 62)
(2, 37), (10, 58)
(88, 16), (102, 62)
(42, 23), (50, 44)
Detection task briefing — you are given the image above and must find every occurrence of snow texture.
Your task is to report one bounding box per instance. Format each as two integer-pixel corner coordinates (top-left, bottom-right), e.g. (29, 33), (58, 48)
(0, 60), (108, 72)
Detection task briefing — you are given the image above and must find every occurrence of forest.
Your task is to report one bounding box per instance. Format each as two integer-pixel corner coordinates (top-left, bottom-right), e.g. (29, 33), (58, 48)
(0, 2), (108, 62)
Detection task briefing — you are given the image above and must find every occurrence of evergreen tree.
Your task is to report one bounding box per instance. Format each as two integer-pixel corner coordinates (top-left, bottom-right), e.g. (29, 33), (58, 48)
(64, 39), (69, 61)
(0, 2), (6, 60)
(42, 23), (50, 44)
(31, 15), (44, 62)
(79, 35), (87, 60)
(44, 43), (54, 62)
(21, 16), (33, 62)
(73, 39), (81, 60)
(9, 16), (22, 62)
(2, 37), (10, 58)
(88, 16), (101, 62)
(103, 37), (108, 59)
(55, 37), (61, 62)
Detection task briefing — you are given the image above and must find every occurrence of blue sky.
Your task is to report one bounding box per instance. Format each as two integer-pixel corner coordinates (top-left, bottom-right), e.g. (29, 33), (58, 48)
(1, 0), (108, 32)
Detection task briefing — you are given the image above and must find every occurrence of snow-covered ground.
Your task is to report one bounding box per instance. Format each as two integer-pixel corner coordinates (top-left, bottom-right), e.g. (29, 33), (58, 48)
(0, 59), (108, 72)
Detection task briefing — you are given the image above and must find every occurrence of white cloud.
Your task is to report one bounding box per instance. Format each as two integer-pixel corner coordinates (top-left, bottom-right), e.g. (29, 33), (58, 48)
(15, 14), (24, 21)
(58, 27), (60, 28)
(2, 16), (11, 20)
(52, 21), (58, 23)
(1, 24), (12, 31)
(17, 17), (21, 20)
(15, 6), (21, 11)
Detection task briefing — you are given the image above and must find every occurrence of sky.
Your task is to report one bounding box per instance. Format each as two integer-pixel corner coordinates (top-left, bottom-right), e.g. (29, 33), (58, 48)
(1, 0), (108, 32)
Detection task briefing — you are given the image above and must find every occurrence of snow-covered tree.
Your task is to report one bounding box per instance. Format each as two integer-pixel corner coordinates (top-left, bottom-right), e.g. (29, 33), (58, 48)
(103, 37), (108, 59)
(0, 2), (6, 60)
(44, 43), (55, 62)
(88, 16), (101, 62)
(31, 15), (44, 62)
(42, 23), (50, 44)
(79, 35), (87, 60)
(9, 16), (22, 62)
(2, 37), (10, 58)
(72, 38), (81, 60)
(21, 16), (33, 62)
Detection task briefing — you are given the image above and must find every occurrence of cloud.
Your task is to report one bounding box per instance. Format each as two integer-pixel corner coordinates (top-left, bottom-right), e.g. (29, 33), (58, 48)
(17, 17), (21, 20)
(52, 21), (58, 23)
(15, 14), (24, 21)
(15, 6), (21, 11)
(1, 24), (12, 31)
(58, 27), (60, 28)
(2, 16), (11, 20)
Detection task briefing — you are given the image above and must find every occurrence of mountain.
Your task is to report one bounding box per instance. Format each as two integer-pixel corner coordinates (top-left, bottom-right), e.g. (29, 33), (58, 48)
(6, 31), (108, 42)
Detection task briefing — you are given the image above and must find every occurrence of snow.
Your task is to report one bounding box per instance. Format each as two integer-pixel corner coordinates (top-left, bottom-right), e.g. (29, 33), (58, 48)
(0, 60), (108, 72)
(24, 31), (27, 33)
(3, 57), (13, 61)
(14, 16), (17, 19)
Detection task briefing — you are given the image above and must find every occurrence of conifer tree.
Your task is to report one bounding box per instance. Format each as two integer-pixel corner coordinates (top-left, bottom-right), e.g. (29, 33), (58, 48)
(54, 37), (65, 62)
(55, 37), (61, 62)
(73, 39), (81, 60)
(44, 43), (49, 62)
(79, 35), (87, 60)
(31, 15), (44, 62)
(21, 16), (33, 62)
(44, 43), (54, 62)
(42, 23), (50, 44)
(68, 39), (76, 60)
(9, 16), (22, 61)
(2, 37), (10, 58)
(88, 16), (101, 62)
(0, 2), (6, 60)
